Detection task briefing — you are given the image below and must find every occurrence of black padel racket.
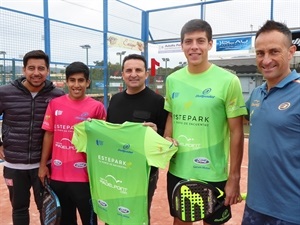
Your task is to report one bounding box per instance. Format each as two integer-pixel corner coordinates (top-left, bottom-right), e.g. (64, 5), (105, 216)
(172, 180), (225, 222)
(42, 178), (61, 225)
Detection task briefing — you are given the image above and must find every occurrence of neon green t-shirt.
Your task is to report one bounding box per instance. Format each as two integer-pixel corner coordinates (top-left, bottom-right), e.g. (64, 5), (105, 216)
(165, 64), (247, 182)
(72, 120), (177, 225)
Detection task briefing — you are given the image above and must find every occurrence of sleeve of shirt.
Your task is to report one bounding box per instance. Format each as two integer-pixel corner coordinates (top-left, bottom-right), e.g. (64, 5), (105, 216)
(225, 76), (247, 118)
(144, 127), (178, 168)
(72, 121), (87, 153)
(164, 76), (172, 113)
(42, 101), (54, 131)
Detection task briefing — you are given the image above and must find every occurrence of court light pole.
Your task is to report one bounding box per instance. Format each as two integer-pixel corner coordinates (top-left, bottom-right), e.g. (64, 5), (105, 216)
(162, 58), (170, 76)
(80, 44), (91, 65)
(179, 61), (187, 67)
(0, 51), (6, 85)
(116, 51), (126, 70)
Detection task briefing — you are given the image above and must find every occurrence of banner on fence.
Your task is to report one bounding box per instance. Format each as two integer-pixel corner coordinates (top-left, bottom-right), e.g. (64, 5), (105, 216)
(216, 37), (252, 51)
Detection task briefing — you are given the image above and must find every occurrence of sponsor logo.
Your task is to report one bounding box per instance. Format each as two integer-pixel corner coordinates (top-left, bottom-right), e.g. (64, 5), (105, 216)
(74, 162), (87, 168)
(214, 209), (230, 222)
(53, 159), (62, 166)
(97, 200), (108, 207)
(76, 112), (89, 121)
(55, 110), (63, 116)
(96, 139), (103, 146)
(118, 206), (130, 214)
(97, 155), (129, 168)
(195, 88), (215, 98)
(118, 144), (133, 154)
(54, 124), (74, 132)
(172, 92), (179, 99)
(177, 135), (201, 150)
(194, 157), (210, 164)
(278, 102), (290, 110)
(55, 138), (76, 150)
(100, 175), (127, 194)
(251, 100), (260, 107)
(173, 114), (209, 123)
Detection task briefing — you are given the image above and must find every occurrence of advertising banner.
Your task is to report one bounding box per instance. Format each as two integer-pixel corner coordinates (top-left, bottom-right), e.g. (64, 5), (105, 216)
(108, 34), (144, 52)
(158, 42), (182, 53)
(216, 37), (252, 51)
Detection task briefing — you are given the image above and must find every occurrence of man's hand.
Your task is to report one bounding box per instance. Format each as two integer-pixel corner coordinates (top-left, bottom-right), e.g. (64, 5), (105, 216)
(224, 176), (241, 206)
(38, 166), (50, 186)
(164, 136), (179, 147)
(143, 122), (157, 132)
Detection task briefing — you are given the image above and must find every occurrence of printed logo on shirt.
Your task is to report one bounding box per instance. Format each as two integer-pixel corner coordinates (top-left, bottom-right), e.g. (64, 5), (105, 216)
(97, 155), (132, 169)
(74, 162), (87, 168)
(118, 144), (133, 154)
(44, 115), (51, 121)
(195, 88), (215, 99)
(251, 100), (260, 107)
(177, 135), (202, 150)
(55, 138), (76, 150)
(97, 199), (108, 208)
(55, 110), (63, 116)
(172, 92), (179, 99)
(54, 124), (74, 132)
(96, 139), (104, 146)
(278, 102), (291, 110)
(118, 206), (130, 215)
(76, 112), (89, 121)
(194, 157), (210, 165)
(53, 159), (62, 166)
(99, 175), (128, 194)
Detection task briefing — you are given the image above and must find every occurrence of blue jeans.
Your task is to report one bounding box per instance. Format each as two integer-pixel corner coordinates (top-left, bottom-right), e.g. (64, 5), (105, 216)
(3, 167), (43, 225)
(242, 204), (299, 225)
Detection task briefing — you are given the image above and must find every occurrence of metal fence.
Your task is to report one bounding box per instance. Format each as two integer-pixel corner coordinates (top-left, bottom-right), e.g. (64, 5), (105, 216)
(1, 0), (300, 106)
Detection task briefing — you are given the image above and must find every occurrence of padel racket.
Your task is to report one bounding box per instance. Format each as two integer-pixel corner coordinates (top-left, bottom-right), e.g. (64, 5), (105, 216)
(172, 180), (225, 222)
(42, 178), (61, 225)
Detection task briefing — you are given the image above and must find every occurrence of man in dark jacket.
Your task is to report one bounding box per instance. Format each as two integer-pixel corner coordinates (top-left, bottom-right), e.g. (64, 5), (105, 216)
(0, 50), (64, 225)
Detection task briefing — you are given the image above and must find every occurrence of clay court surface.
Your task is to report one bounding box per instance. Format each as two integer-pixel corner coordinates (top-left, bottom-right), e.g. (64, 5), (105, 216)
(0, 139), (248, 225)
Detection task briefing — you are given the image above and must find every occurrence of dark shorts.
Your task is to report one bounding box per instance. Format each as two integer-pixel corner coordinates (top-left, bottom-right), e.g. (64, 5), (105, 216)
(167, 172), (231, 225)
(242, 204), (299, 225)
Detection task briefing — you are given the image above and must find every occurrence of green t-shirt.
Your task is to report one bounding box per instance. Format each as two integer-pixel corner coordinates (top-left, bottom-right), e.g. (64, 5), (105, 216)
(72, 120), (177, 225)
(165, 64), (247, 182)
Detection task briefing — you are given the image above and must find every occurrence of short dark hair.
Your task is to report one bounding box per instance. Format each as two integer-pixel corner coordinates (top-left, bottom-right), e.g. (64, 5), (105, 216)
(122, 54), (147, 71)
(23, 50), (49, 68)
(65, 61), (89, 80)
(256, 20), (292, 46)
(180, 19), (212, 43)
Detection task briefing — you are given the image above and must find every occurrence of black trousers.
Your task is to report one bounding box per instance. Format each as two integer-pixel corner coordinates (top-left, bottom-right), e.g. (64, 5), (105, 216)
(50, 180), (97, 225)
(3, 166), (43, 225)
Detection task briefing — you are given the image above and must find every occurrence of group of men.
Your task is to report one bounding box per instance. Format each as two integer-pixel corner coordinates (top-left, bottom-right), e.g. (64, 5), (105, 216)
(0, 18), (299, 225)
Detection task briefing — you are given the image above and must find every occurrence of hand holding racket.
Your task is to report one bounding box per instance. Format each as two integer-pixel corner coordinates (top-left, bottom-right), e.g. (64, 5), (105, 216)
(42, 178), (61, 225)
(172, 180), (245, 222)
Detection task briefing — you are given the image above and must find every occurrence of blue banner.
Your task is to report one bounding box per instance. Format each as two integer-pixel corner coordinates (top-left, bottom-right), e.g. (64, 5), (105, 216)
(216, 37), (252, 51)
